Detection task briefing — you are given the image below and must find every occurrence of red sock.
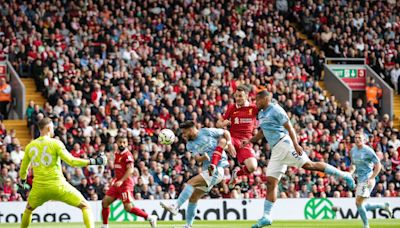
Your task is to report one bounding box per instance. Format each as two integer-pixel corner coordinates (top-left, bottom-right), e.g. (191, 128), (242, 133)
(211, 146), (223, 166)
(236, 166), (250, 176)
(129, 207), (149, 219)
(102, 207), (110, 224)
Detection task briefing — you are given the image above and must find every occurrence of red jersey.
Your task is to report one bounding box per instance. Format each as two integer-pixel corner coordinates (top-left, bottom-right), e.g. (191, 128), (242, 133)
(223, 103), (258, 139)
(114, 150), (134, 188)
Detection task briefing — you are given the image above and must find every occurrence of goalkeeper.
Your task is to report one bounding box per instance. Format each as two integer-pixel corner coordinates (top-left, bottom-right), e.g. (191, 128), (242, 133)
(19, 117), (107, 228)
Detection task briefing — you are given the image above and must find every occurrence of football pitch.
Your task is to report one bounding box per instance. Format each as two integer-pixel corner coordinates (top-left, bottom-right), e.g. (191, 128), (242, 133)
(2, 220), (399, 228)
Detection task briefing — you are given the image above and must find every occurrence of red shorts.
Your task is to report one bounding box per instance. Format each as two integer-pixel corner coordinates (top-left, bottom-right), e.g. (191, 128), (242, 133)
(106, 185), (133, 204)
(232, 137), (255, 164)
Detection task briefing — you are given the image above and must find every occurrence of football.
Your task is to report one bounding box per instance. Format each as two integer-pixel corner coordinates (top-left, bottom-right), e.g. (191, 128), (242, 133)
(158, 129), (176, 145)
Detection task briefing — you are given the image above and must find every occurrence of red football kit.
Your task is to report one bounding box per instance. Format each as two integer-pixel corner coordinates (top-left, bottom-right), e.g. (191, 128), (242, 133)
(106, 149), (134, 203)
(223, 102), (258, 164)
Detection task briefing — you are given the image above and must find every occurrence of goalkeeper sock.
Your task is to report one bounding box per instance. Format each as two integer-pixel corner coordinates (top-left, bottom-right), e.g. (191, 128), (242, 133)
(211, 146), (223, 166)
(177, 184), (194, 208)
(237, 166), (250, 176)
(21, 208), (33, 228)
(186, 203), (198, 225)
(365, 203), (385, 211)
(263, 200), (274, 216)
(357, 205), (369, 226)
(82, 207), (95, 228)
(129, 207), (149, 219)
(102, 207), (110, 224)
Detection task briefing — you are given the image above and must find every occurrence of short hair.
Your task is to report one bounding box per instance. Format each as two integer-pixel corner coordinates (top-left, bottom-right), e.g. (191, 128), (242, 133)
(179, 120), (195, 129)
(236, 84), (249, 93)
(38, 117), (53, 130)
(116, 135), (128, 142)
(256, 90), (270, 98)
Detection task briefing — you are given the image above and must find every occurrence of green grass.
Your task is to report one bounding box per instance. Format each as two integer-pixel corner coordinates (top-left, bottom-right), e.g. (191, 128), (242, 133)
(1, 220), (399, 228)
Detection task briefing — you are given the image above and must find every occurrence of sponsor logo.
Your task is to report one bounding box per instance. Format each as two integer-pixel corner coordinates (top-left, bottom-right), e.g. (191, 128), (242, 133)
(109, 201), (137, 222)
(304, 198), (335, 220)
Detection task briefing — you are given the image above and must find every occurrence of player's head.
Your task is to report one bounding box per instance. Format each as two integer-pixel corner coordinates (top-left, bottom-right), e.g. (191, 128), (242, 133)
(354, 131), (365, 146)
(255, 90), (271, 110)
(117, 136), (128, 152)
(179, 120), (197, 141)
(234, 84), (249, 107)
(38, 117), (54, 137)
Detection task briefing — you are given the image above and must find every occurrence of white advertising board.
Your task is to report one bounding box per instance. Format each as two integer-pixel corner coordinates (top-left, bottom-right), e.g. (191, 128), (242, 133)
(0, 198), (399, 223)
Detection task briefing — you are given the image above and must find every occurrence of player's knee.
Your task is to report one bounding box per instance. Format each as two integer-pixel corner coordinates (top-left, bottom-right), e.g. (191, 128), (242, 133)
(123, 203), (132, 211)
(218, 138), (227, 147)
(302, 161), (314, 170)
(101, 199), (109, 208)
(78, 200), (90, 209)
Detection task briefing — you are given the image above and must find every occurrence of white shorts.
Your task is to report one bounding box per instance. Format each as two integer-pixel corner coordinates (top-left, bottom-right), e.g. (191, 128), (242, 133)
(267, 135), (310, 180)
(198, 167), (224, 192)
(356, 180), (375, 198)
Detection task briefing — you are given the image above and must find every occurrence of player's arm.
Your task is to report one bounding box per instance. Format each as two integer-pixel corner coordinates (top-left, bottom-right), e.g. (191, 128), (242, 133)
(114, 163), (134, 187)
(242, 129), (264, 147)
(195, 153), (210, 163)
(19, 146), (31, 184)
(348, 150), (356, 175)
(283, 121), (303, 155)
(216, 117), (230, 128)
(368, 148), (381, 184)
(57, 141), (106, 166)
(221, 129), (236, 157)
(216, 105), (232, 128)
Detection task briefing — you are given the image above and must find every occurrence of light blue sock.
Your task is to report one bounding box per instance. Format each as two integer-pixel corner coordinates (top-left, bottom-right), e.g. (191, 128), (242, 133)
(324, 164), (344, 178)
(186, 203), (197, 225)
(264, 200), (274, 216)
(365, 203), (385, 211)
(357, 205), (369, 226)
(177, 185), (194, 208)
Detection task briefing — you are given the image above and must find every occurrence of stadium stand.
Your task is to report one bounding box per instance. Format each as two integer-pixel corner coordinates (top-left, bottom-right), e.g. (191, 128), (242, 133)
(0, 0), (399, 203)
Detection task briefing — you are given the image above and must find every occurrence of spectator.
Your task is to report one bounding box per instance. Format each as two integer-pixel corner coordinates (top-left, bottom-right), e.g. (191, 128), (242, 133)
(0, 77), (11, 119)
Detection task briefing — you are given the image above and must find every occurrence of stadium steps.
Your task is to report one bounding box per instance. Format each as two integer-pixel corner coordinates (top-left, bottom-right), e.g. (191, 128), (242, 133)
(21, 78), (46, 107)
(3, 78), (46, 147)
(3, 119), (31, 147)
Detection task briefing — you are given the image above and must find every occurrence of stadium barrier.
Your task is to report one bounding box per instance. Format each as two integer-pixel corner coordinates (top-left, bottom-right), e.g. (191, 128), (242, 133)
(6, 60), (25, 119)
(324, 58), (393, 118)
(0, 198), (398, 223)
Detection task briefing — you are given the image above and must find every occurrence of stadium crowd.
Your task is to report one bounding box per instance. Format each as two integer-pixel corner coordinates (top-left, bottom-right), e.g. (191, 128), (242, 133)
(292, 0), (400, 93)
(0, 0), (400, 203)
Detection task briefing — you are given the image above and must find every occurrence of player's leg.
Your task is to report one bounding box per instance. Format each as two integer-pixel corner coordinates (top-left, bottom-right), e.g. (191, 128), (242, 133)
(356, 196), (370, 228)
(21, 187), (48, 228)
(184, 189), (205, 228)
(229, 140), (257, 188)
(209, 138), (227, 174)
(161, 174), (207, 215)
(302, 161), (355, 189)
(57, 182), (95, 228)
(20, 203), (35, 228)
(121, 190), (157, 228)
(356, 181), (392, 219)
(252, 162), (286, 228)
(101, 194), (116, 228)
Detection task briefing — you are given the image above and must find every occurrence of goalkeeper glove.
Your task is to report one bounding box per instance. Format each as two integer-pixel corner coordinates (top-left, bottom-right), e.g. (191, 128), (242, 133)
(20, 179), (31, 190)
(89, 153), (108, 165)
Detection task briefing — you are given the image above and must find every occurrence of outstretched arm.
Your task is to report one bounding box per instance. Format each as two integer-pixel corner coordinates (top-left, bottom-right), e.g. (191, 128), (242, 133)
(284, 121), (303, 155)
(58, 146), (90, 167)
(19, 147), (31, 181)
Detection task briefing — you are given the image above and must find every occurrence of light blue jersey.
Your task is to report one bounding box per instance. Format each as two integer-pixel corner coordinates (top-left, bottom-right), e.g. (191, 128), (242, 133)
(350, 145), (379, 182)
(258, 102), (289, 148)
(186, 128), (229, 170)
